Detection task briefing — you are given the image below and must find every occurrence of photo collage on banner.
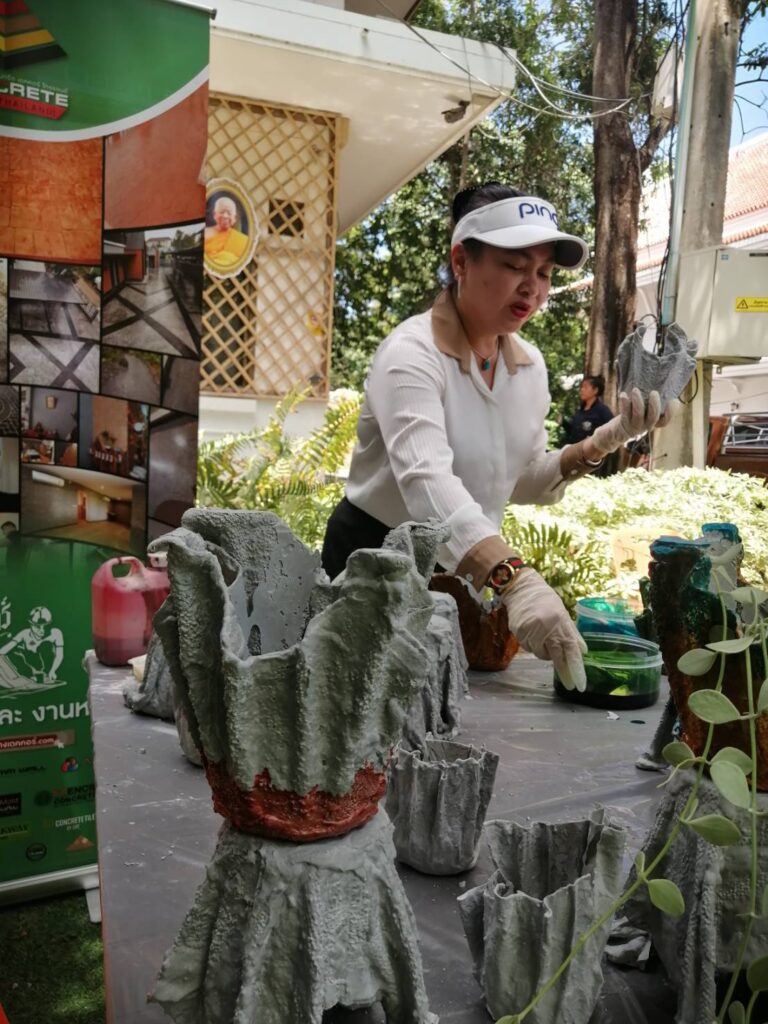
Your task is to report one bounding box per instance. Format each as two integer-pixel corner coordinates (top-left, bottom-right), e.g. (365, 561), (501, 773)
(0, 0), (209, 892)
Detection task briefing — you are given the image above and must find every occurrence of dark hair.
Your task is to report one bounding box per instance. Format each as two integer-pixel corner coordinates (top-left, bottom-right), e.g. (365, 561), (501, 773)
(443, 182), (525, 285)
(583, 374), (605, 397)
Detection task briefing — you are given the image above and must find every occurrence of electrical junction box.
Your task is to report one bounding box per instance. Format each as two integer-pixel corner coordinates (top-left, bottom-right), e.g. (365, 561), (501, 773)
(675, 246), (768, 363)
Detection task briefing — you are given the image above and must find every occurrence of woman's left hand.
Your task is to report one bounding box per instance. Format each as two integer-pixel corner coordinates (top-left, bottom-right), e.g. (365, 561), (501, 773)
(588, 389), (679, 457)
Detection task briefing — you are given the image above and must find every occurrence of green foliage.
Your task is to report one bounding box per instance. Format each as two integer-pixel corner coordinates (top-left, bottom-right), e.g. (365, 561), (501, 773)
(332, 0), (597, 401)
(502, 467), (768, 604)
(687, 689), (742, 725)
(686, 814), (743, 847)
(647, 877), (685, 918)
(502, 520), (612, 614)
(196, 388), (362, 549)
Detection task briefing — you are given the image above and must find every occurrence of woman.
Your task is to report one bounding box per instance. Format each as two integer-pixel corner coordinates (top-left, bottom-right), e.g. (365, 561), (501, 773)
(322, 183), (668, 690)
(563, 375), (614, 446)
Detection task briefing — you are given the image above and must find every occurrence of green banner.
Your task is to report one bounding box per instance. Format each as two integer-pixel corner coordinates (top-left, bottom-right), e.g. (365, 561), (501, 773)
(0, 0), (209, 138)
(0, 0), (209, 894)
(0, 540), (98, 883)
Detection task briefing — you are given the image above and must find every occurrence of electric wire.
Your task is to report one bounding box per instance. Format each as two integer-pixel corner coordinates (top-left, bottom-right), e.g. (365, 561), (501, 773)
(369, 0), (650, 123)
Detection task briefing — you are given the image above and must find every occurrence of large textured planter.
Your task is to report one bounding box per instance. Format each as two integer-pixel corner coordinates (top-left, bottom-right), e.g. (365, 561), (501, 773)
(385, 739), (499, 874)
(622, 770), (768, 1024)
(458, 810), (626, 1023)
(150, 509), (436, 841)
(430, 573), (519, 671)
(647, 524), (768, 790)
(150, 811), (438, 1024)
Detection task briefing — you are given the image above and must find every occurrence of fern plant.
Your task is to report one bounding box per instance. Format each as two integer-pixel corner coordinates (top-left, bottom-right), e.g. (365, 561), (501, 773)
(195, 388), (362, 549)
(503, 520), (612, 615)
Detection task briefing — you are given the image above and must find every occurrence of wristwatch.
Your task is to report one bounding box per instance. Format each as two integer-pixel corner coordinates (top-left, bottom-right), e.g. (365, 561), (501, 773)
(487, 556), (526, 594)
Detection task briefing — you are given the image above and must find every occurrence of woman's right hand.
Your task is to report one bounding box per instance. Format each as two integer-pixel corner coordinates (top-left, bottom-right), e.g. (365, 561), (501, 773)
(501, 568), (587, 691)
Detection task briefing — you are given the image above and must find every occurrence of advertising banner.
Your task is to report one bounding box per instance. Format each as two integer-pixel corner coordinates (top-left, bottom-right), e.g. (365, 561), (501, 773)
(0, 0), (210, 896)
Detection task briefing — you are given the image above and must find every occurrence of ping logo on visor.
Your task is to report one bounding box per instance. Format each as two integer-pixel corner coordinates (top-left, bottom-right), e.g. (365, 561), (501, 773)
(517, 200), (559, 226)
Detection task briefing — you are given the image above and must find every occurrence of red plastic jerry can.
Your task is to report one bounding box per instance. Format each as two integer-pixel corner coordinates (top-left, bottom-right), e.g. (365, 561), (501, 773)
(91, 556), (170, 666)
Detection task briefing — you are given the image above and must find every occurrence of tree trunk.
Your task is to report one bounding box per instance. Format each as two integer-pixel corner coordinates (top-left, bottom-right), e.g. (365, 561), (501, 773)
(586, 0), (640, 412)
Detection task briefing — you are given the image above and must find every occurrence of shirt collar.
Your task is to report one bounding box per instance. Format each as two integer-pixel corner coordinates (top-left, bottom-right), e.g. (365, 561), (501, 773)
(430, 287), (534, 375)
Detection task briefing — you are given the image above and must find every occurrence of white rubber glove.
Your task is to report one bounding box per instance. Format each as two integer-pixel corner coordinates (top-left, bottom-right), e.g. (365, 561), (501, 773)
(591, 388), (675, 456)
(501, 568), (587, 692)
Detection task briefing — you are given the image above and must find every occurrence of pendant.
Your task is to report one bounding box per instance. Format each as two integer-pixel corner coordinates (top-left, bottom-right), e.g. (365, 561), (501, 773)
(481, 358), (491, 371)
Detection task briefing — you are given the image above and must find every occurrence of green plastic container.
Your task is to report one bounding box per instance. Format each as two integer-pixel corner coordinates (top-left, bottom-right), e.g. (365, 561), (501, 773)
(575, 597), (638, 637)
(554, 631), (662, 710)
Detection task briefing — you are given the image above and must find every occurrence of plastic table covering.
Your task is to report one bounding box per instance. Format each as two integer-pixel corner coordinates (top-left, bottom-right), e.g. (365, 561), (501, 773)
(86, 651), (678, 1024)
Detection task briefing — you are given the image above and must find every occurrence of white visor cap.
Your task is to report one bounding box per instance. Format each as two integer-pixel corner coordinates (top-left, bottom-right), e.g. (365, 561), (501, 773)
(451, 196), (589, 271)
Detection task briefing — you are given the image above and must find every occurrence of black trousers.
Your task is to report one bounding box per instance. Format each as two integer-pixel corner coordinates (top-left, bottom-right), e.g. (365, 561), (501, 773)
(320, 496), (391, 580)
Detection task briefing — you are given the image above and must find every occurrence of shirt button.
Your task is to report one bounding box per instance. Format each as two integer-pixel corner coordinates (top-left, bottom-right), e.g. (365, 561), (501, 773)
(465, 573), (473, 582)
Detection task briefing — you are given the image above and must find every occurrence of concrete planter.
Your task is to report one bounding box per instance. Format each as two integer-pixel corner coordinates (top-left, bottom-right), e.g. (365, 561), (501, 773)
(151, 811), (438, 1024)
(458, 810), (626, 1023)
(150, 509), (436, 841)
(430, 573), (518, 671)
(385, 739), (499, 874)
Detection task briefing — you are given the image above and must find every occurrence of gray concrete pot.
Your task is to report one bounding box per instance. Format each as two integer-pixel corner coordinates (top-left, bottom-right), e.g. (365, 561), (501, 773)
(151, 810), (438, 1024)
(385, 739), (498, 875)
(458, 809), (626, 1023)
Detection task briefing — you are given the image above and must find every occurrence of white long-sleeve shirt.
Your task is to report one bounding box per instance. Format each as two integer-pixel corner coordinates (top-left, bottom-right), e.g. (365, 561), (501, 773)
(345, 288), (570, 580)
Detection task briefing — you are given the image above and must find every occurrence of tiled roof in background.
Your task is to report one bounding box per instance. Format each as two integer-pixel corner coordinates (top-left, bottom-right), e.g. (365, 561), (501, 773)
(638, 133), (768, 251)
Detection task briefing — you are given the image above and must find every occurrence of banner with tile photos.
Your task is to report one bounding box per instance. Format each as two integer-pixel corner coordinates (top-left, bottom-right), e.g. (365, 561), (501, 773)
(0, 0), (209, 894)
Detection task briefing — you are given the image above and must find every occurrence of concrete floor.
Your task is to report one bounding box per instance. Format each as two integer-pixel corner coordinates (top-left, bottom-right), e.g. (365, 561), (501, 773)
(88, 653), (679, 1024)
(102, 270), (199, 358)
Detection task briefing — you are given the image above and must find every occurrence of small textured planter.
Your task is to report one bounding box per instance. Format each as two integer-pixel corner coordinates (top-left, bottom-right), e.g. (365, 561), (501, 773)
(615, 321), (697, 410)
(458, 810), (626, 1024)
(647, 524), (768, 790)
(385, 739), (499, 874)
(430, 573), (519, 671)
(122, 628), (175, 720)
(150, 509), (436, 840)
(150, 811), (438, 1024)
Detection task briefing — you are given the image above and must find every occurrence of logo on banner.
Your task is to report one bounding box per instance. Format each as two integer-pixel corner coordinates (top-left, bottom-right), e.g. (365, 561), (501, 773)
(0, 2), (69, 119)
(0, 598), (68, 697)
(0, 76), (69, 119)
(0, 1), (66, 71)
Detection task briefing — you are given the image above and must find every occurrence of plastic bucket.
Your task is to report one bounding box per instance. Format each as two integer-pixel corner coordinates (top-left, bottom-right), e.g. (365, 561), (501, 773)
(554, 631), (662, 709)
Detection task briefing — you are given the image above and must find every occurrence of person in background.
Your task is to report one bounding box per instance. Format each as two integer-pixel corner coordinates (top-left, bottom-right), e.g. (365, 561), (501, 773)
(321, 182), (673, 690)
(563, 375), (614, 446)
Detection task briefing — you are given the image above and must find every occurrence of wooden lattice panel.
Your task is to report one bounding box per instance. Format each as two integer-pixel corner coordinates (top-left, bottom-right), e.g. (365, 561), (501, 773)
(201, 94), (339, 398)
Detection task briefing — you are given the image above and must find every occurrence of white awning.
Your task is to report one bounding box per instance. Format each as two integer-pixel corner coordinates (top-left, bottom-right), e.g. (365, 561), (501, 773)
(210, 0), (514, 233)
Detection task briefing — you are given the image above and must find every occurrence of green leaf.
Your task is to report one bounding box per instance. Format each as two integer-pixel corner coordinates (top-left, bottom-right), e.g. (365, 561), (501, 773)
(758, 680), (768, 716)
(634, 850), (646, 875)
(711, 747), (754, 774)
(687, 689), (742, 724)
(647, 878), (685, 918)
(663, 741), (695, 766)
(677, 648), (718, 675)
(727, 1001), (746, 1024)
(495, 1018), (519, 1024)
(731, 585), (768, 605)
(707, 637), (754, 654)
(710, 762), (752, 809)
(747, 954), (768, 992)
(686, 814), (743, 846)
(762, 882), (768, 917)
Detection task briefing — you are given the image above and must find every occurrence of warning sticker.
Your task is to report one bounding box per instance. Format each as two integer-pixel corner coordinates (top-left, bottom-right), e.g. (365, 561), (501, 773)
(735, 297), (768, 312)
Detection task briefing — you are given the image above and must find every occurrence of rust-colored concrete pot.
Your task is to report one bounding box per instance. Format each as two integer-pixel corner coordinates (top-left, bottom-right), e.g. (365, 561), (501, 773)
(430, 573), (519, 672)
